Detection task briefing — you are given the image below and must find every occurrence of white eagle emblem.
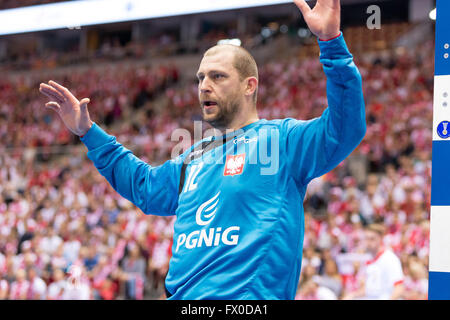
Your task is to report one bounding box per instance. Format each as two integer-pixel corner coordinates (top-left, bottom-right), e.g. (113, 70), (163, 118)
(224, 154), (246, 176)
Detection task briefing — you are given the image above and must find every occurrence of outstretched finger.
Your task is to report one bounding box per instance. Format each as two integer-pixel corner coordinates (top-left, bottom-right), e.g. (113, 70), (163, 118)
(333, 0), (340, 6)
(45, 101), (61, 113)
(39, 84), (65, 104)
(319, 0), (340, 9)
(293, 0), (312, 15)
(48, 80), (73, 100)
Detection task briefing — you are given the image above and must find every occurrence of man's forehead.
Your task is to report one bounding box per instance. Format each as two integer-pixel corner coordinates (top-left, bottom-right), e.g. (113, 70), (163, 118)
(197, 48), (236, 73)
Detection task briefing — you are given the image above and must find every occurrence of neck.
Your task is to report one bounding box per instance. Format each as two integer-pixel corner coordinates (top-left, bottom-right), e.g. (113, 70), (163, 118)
(231, 115), (260, 131)
(370, 246), (385, 259)
(214, 110), (260, 134)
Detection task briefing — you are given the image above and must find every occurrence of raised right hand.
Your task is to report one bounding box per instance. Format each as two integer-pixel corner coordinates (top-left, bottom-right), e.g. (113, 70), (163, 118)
(39, 80), (93, 136)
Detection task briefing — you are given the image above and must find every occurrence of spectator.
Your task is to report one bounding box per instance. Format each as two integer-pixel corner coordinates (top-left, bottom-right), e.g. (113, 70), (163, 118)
(318, 258), (343, 298)
(402, 260), (428, 300)
(47, 268), (67, 300)
(9, 269), (30, 300)
(63, 265), (91, 300)
(0, 278), (8, 300)
(342, 224), (404, 300)
(95, 276), (118, 300)
(295, 276), (337, 300)
(27, 267), (47, 300)
(83, 246), (99, 271)
(121, 244), (146, 300)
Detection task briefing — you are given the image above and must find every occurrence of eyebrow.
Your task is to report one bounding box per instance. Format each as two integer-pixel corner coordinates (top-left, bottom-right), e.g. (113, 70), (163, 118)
(196, 70), (228, 78)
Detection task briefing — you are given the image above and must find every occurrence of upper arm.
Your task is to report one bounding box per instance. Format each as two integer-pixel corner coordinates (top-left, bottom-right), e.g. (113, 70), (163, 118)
(284, 114), (342, 185)
(284, 35), (366, 185)
(387, 254), (404, 287)
(82, 123), (183, 216)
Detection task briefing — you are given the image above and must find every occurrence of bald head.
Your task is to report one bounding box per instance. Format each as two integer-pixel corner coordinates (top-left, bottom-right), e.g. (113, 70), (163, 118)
(203, 44), (258, 104)
(197, 44), (260, 130)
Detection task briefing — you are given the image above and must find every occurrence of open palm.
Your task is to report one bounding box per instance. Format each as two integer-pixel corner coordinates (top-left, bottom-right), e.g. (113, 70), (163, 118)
(294, 0), (341, 40)
(39, 80), (93, 136)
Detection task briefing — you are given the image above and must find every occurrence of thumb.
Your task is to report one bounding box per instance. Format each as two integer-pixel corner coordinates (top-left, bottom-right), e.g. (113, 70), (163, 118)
(293, 0), (312, 16)
(79, 98), (91, 117)
(80, 98), (90, 111)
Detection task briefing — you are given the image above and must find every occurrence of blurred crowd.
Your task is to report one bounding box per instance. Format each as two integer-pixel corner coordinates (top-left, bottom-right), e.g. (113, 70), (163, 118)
(0, 0), (67, 10)
(2, 32), (267, 73)
(0, 24), (434, 299)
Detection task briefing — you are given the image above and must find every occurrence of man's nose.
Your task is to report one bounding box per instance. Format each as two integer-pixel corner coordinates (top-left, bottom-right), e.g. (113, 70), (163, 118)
(199, 78), (212, 93)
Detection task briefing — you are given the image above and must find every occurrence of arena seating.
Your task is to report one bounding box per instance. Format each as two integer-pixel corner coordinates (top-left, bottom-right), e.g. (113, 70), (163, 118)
(0, 19), (433, 299)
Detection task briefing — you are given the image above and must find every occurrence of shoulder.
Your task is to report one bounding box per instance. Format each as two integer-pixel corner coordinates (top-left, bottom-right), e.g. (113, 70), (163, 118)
(169, 136), (213, 166)
(262, 118), (306, 126)
(380, 249), (401, 265)
(259, 118), (311, 134)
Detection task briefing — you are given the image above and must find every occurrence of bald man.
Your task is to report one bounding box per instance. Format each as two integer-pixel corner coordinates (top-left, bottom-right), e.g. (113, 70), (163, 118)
(39, 0), (365, 299)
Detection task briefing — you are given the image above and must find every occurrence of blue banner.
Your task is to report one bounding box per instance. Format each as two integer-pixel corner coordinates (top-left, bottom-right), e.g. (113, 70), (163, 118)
(429, 0), (450, 300)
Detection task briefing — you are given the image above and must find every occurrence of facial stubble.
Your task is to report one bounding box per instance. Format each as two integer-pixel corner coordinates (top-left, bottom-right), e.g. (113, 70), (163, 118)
(201, 95), (241, 130)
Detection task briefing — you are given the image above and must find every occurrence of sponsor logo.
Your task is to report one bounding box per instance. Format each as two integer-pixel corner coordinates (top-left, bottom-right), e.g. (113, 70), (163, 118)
(195, 191), (220, 225)
(175, 226), (240, 253)
(224, 153), (245, 176)
(175, 193), (240, 252)
(233, 136), (257, 144)
(437, 120), (450, 139)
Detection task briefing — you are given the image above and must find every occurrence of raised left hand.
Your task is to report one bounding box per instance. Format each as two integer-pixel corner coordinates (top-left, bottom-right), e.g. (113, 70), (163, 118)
(293, 0), (341, 40)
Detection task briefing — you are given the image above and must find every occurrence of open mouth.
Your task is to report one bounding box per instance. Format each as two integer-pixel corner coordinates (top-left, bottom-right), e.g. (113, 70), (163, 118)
(203, 101), (218, 107)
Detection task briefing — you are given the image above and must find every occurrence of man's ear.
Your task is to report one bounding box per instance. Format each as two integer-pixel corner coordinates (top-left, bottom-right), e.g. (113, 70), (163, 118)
(245, 77), (258, 97)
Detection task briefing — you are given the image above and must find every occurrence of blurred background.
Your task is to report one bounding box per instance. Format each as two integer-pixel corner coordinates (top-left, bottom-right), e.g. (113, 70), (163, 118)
(0, 0), (436, 300)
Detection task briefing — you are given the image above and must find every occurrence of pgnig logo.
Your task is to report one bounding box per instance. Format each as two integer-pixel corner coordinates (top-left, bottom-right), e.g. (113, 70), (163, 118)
(175, 192), (240, 252)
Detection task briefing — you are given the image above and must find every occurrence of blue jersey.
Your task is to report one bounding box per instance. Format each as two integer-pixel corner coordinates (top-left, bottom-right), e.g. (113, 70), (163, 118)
(80, 33), (366, 299)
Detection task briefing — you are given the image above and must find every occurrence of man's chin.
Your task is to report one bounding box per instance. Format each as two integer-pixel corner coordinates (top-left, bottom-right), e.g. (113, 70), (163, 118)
(203, 116), (219, 127)
(202, 113), (227, 129)
(202, 104), (219, 115)
(202, 109), (219, 122)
